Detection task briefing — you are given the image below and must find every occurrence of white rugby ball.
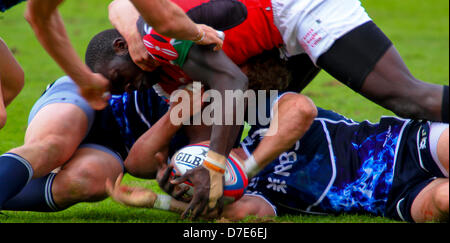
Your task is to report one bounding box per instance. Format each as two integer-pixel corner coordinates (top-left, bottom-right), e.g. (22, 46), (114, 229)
(170, 143), (248, 204)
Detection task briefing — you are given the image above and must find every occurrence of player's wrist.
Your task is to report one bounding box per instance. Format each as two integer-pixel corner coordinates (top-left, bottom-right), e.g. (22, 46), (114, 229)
(244, 154), (261, 178)
(202, 150), (227, 174)
(192, 25), (206, 43)
(153, 194), (172, 210)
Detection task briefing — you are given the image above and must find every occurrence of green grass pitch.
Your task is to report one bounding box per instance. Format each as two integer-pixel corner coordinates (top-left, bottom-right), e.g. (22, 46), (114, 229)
(0, 0), (448, 223)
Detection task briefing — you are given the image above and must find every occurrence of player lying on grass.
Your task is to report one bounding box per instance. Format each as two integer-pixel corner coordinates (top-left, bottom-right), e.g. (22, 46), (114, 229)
(0, 38), (25, 129)
(0, 29), (278, 213)
(107, 90), (449, 223)
(110, 0), (449, 218)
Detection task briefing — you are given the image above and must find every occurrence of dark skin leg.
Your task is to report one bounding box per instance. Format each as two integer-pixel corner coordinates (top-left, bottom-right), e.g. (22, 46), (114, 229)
(360, 46), (443, 121)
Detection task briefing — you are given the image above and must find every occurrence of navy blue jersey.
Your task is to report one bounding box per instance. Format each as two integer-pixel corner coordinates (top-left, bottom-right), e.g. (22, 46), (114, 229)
(107, 89), (189, 157)
(243, 107), (413, 216)
(0, 0), (25, 12)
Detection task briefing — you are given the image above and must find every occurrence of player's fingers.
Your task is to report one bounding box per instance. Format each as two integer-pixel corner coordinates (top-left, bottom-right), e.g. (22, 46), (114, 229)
(173, 186), (190, 201)
(216, 197), (224, 217)
(158, 164), (172, 186)
(115, 173), (124, 189)
(192, 199), (208, 219)
(170, 171), (191, 185)
(181, 202), (196, 219)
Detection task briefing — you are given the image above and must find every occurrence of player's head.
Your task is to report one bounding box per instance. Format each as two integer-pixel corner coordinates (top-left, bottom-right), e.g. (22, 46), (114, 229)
(85, 29), (156, 94)
(243, 49), (292, 91)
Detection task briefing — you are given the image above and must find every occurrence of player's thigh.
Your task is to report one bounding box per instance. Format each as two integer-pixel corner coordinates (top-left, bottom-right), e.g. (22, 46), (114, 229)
(411, 178), (449, 222)
(25, 103), (89, 146)
(22, 76), (94, 155)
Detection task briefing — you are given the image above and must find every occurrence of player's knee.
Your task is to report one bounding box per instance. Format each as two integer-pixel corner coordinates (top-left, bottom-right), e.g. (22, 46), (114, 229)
(433, 182), (449, 217)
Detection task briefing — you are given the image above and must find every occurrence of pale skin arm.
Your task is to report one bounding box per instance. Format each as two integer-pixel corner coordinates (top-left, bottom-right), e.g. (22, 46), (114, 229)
(124, 85), (202, 178)
(244, 93), (317, 178)
(24, 0), (109, 110)
(109, 0), (223, 71)
(129, 0), (223, 50)
(108, 0), (158, 71)
(0, 38), (25, 128)
(105, 173), (275, 221)
(124, 109), (182, 179)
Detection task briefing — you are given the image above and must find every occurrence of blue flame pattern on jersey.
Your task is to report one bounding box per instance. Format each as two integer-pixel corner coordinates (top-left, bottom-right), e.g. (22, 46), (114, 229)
(325, 123), (403, 216)
(108, 88), (171, 150)
(109, 92), (135, 149)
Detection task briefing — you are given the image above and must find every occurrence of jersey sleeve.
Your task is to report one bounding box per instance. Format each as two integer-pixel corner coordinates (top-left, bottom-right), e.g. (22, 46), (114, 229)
(137, 16), (193, 67)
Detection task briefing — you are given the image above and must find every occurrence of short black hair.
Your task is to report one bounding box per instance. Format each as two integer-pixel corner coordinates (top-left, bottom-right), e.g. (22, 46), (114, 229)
(85, 28), (123, 72)
(246, 48), (292, 91)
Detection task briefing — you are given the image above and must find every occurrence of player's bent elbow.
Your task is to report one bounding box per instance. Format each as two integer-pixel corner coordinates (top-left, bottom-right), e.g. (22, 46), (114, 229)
(291, 95), (317, 132)
(297, 95), (317, 123)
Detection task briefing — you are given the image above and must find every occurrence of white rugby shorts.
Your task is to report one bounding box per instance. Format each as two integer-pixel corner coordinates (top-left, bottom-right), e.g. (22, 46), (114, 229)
(271, 0), (371, 64)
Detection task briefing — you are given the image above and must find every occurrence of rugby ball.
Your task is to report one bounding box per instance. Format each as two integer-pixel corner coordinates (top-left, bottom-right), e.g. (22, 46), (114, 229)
(170, 143), (248, 204)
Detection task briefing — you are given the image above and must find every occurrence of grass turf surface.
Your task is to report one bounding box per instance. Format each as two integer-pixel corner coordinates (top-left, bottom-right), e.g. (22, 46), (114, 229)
(0, 0), (448, 223)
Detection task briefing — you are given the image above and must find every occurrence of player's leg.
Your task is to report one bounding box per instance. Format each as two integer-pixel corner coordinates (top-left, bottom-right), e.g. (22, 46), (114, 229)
(272, 0), (448, 122)
(221, 194), (276, 220)
(50, 145), (124, 209)
(0, 77), (93, 208)
(410, 178), (449, 222)
(2, 145), (124, 211)
(410, 124), (449, 222)
(245, 92), (317, 177)
(358, 46), (445, 122)
(312, 2), (447, 122)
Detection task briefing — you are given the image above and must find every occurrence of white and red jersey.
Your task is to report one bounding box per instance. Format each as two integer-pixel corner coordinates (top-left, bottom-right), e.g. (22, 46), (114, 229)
(137, 0), (284, 99)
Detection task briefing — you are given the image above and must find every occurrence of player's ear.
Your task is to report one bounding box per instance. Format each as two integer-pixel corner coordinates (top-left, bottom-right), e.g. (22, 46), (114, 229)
(112, 37), (129, 55)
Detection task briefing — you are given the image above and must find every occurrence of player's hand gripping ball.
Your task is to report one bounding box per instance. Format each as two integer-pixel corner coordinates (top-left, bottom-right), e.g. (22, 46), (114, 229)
(170, 142), (248, 204)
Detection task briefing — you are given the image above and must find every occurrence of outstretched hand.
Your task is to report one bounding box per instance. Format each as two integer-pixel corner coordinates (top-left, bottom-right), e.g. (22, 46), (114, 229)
(106, 173), (157, 208)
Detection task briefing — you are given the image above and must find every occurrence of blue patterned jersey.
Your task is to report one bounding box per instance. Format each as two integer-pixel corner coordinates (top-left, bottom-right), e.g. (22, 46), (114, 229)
(108, 89), (189, 156)
(243, 108), (411, 216)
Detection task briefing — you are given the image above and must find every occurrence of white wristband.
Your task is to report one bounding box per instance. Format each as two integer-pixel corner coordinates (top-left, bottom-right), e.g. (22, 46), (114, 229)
(244, 155), (260, 178)
(154, 194), (172, 211)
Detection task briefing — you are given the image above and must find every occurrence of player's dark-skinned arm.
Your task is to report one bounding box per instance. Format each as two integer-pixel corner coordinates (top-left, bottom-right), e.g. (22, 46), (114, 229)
(169, 44), (248, 219)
